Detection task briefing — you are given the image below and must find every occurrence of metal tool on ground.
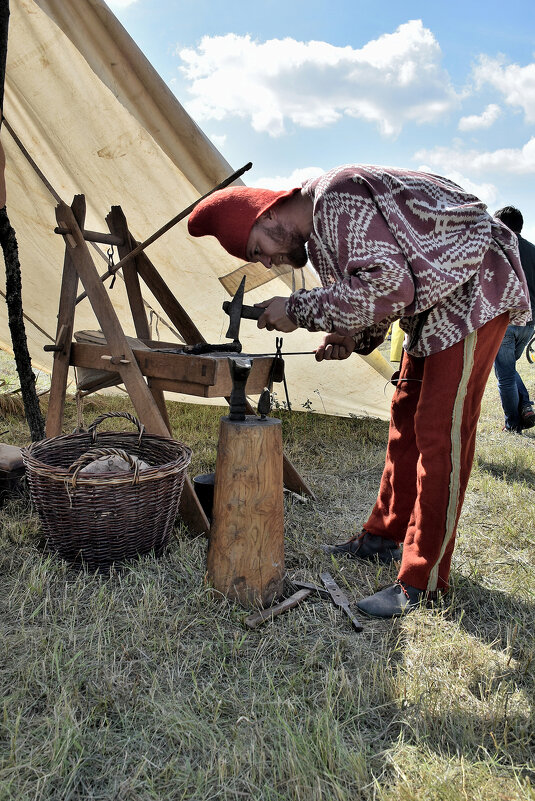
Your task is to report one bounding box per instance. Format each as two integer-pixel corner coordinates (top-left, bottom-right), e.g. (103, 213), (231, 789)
(242, 576), (364, 630)
(244, 589), (312, 629)
(320, 572), (363, 632)
(289, 579), (331, 599)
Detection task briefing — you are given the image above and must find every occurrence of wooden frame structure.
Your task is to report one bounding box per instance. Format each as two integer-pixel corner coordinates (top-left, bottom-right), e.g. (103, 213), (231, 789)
(46, 195), (314, 534)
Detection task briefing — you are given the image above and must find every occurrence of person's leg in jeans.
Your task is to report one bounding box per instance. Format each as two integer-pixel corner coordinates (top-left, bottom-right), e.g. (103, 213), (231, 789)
(514, 324), (535, 417)
(516, 372), (531, 409)
(494, 326), (524, 431)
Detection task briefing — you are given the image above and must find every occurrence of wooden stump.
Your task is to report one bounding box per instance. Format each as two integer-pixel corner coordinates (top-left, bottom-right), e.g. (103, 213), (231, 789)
(207, 415), (284, 608)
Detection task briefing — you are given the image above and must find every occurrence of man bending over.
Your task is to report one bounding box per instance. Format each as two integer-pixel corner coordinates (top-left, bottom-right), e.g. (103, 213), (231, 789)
(188, 165), (530, 618)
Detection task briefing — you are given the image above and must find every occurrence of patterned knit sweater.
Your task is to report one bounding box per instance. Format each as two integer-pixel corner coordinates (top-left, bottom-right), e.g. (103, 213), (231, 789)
(285, 165), (530, 356)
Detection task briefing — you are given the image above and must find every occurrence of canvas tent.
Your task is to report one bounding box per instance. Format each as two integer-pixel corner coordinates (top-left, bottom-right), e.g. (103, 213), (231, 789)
(1, 0), (394, 419)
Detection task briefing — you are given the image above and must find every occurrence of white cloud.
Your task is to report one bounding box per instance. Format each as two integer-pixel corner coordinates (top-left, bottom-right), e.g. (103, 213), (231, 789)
(250, 167), (325, 190)
(177, 21), (459, 138)
(416, 165), (498, 206)
(458, 103), (501, 131)
(472, 55), (535, 123)
(415, 137), (535, 175)
(209, 133), (227, 150)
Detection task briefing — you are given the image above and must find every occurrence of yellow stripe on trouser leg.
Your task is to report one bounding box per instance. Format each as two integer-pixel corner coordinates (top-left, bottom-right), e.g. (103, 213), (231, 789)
(426, 329), (477, 593)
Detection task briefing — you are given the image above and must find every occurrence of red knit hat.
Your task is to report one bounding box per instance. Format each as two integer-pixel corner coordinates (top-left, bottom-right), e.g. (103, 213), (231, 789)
(187, 185), (299, 261)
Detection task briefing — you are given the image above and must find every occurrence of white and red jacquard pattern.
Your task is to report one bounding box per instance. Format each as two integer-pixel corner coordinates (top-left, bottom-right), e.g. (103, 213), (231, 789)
(285, 165), (530, 357)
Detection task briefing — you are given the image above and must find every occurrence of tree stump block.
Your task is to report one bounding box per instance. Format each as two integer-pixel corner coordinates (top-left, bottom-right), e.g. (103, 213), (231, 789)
(207, 415), (284, 608)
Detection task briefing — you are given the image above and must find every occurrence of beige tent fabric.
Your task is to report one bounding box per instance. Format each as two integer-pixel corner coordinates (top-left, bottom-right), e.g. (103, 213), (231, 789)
(1, 0), (394, 420)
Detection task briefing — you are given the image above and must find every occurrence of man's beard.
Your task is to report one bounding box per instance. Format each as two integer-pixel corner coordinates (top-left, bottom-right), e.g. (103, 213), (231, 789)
(269, 222), (308, 268)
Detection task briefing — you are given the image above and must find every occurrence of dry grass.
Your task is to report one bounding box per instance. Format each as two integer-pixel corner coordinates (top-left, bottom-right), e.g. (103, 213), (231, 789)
(0, 350), (534, 800)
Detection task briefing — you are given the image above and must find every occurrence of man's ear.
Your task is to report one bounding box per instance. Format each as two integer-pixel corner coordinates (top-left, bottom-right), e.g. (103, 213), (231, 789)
(260, 208), (280, 228)
(254, 209), (272, 230)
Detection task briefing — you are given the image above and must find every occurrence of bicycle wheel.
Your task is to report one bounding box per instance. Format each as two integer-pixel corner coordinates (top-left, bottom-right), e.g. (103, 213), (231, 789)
(526, 336), (535, 364)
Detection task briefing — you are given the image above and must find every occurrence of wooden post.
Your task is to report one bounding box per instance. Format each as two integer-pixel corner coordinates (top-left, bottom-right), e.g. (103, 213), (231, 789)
(207, 415), (284, 608)
(106, 205), (172, 433)
(46, 195), (84, 436)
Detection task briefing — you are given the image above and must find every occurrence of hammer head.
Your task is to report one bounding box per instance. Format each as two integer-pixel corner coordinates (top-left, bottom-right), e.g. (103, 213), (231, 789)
(223, 276), (246, 340)
(222, 276), (264, 341)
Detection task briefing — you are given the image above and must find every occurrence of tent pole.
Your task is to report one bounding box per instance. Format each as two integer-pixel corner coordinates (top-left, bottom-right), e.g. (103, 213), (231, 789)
(0, 8), (46, 441)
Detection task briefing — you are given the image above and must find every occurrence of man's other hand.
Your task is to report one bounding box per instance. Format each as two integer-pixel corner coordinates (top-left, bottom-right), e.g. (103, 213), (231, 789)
(255, 297), (298, 333)
(315, 333), (356, 361)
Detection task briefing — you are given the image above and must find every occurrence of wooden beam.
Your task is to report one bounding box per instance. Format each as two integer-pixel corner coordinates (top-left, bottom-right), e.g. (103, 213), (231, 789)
(46, 195), (84, 436)
(106, 205), (172, 433)
(54, 227), (124, 246)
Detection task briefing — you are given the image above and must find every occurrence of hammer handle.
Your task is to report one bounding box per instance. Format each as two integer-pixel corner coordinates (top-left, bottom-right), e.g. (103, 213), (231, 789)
(244, 589), (312, 629)
(223, 301), (264, 321)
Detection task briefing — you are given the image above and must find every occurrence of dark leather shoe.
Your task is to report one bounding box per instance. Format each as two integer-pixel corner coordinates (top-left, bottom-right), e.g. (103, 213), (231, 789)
(356, 581), (425, 617)
(321, 528), (402, 564)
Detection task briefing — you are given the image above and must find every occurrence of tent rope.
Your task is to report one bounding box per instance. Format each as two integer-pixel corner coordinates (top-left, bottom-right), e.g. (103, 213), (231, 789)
(0, 287), (55, 342)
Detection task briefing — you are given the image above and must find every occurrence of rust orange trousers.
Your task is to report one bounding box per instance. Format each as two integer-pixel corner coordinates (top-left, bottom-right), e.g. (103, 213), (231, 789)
(364, 313), (509, 593)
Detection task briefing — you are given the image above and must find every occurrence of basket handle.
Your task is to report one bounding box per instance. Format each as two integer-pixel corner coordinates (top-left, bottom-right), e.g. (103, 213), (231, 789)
(68, 447), (143, 488)
(88, 412), (145, 444)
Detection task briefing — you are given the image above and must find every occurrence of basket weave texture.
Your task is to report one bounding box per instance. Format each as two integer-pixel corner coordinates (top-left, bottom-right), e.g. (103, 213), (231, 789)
(22, 413), (192, 569)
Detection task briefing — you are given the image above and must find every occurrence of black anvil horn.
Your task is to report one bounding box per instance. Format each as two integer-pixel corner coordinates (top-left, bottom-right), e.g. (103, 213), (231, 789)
(228, 357), (252, 421)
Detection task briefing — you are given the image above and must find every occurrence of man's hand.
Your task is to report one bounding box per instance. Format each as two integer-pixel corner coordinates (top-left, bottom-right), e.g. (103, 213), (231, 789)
(255, 297), (298, 333)
(315, 333), (356, 362)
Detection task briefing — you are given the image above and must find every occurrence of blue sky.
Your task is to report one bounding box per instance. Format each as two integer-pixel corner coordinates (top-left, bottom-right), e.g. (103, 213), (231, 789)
(109, 0), (535, 239)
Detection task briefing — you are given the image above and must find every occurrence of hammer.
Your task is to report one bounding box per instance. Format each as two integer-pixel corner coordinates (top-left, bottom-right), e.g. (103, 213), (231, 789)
(222, 276), (263, 342)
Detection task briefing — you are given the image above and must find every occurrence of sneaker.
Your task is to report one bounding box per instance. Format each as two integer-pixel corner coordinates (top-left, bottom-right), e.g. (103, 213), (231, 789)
(520, 404), (535, 429)
(321, 528), (402, 564)
(356, 581), (427, 618)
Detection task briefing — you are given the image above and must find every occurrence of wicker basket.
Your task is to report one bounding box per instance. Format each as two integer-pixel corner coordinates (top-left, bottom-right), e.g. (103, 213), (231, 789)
(22, 412), (192, 570)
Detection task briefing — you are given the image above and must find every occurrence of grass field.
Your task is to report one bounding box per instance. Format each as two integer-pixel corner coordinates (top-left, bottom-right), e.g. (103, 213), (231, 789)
(1, 351), (534, 801)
